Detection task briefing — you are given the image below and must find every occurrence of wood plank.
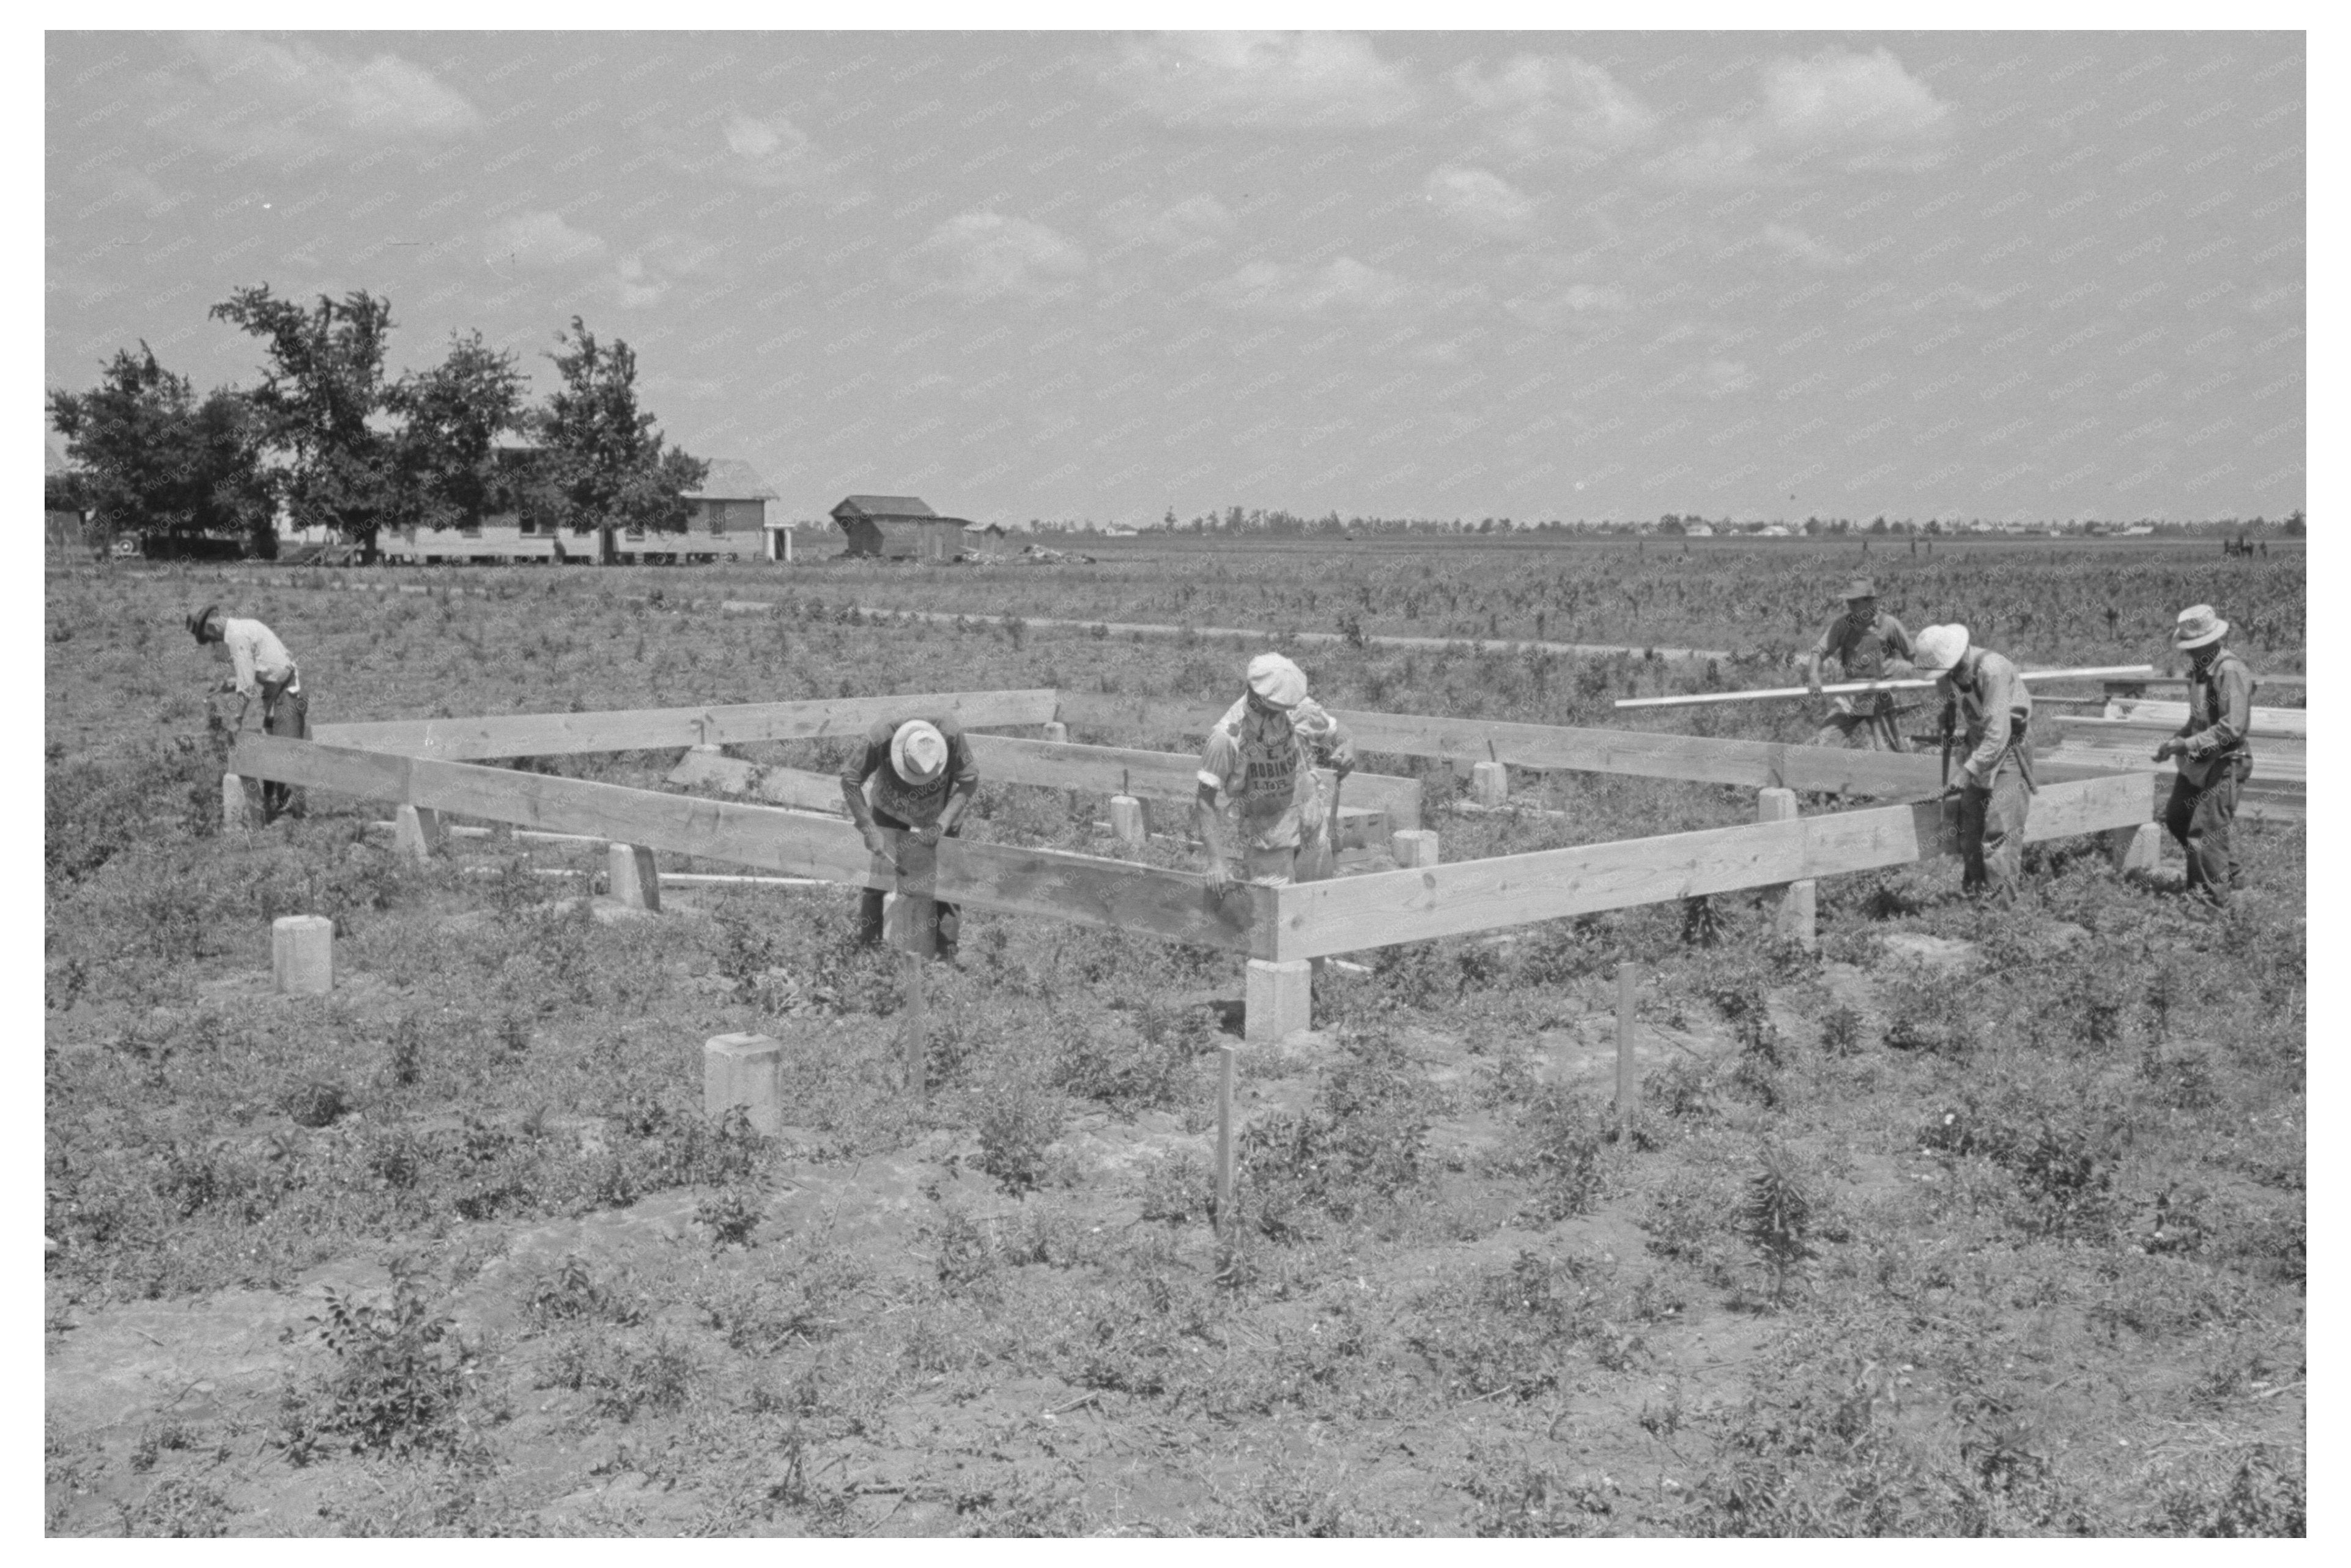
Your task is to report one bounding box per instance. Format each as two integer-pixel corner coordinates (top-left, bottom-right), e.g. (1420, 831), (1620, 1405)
(229, 733), (412, 800)
(2105, 699), (2307, 736)
(667, 750), (848, 813)
(314, 689), (1059, 758)
(1268, 772), (2152, 959)
(230, 736), (1267, 954)
(968, 734), (1421, 829)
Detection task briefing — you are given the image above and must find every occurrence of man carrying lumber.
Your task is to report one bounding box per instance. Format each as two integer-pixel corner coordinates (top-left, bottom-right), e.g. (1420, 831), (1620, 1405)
(843, 717), (980, 962)
(1195, 653), (1355, 892)
(2152, 604), (2254, 906)
(187, 604), (308, 823)
(1912, 624), (2035, 903)
(1804, 577), (1915, 750)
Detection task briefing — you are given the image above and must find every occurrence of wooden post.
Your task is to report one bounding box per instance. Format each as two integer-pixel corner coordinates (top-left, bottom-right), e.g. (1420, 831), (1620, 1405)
(1215, 1043), (1238, 1232)
(704, 1032), (782, 1135)
(393, 804), (445, 862)
(883, 840), (938, 1098)
(607, 843), (661, 910)
(1390, 828), (1440, 867)
(222, 772), (262, 831)
(1615, 960), (1638, 1129)
(1042, 720), (1068, 744)
(1470, 760), (1508, 807)
(900, 953), (927, 1098)
(1108, 794), (1147, 847)
(273, 915), (333, 997)
(2105, 820), (2162, 874)
(1755, 788), (1816, 950)
(1245, 958), (1312, 1041)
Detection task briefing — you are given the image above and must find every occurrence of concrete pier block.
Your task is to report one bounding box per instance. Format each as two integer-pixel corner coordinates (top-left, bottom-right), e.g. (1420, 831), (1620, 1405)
(883, 891), (939, 958)
(1245, 958), (1312, 1041)
(1756, 788), (1816, 949)
(1109, 794), (1147, 847)
(1470, 760), (1509, 807)
(703, 1032), (782, 1136)
(1391, 828), (1441, 867)
(1042, 721), (1068, 744)
(393, 804), (446, 862)
(272, 915), (333, 996)
(608, 842), (661, 911)
(2106, 820), (2163, 874)
(223, 772), (262, 831)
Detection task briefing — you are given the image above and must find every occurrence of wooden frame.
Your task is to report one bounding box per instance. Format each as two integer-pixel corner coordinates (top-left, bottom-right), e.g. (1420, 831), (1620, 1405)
(235, 687), (2160, 987)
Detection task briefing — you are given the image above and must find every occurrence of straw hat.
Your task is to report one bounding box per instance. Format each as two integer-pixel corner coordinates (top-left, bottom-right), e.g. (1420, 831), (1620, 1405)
(185, 604), (220, 642)
(1245, 653), (1308, 709)
(1911, 624), (1970, 673)
(1841, 577), (1877, 601)
(2171, 604), (2228, 649)
(890, 720), (949, 785)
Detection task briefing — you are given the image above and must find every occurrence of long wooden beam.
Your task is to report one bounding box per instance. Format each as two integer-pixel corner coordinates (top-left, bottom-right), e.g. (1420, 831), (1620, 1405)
(966, 734), (1421, 830)
(312, 689), (1060, 759)
(229, 733), (1273, 955)
(1266, 771), (2153, 959)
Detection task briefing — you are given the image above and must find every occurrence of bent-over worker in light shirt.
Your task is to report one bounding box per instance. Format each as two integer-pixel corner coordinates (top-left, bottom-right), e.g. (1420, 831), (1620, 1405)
(843, 717), (980, 964)
(188, 603), (308, 823)
(1912, 623), (2034, 904)
(1194, 653), (1355, 893)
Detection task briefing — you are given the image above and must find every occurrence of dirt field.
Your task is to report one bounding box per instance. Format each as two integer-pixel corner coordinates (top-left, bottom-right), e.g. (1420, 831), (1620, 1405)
(45, 550), (2304, 1536)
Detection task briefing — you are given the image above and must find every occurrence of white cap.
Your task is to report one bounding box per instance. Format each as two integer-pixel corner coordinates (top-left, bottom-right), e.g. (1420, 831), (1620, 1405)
(1245, 653), (1308, 709)
(1911, 624), (1969, 673)
(890, 720), (949, 784)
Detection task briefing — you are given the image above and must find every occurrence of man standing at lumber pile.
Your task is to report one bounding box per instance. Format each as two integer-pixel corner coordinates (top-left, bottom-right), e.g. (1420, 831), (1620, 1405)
(1194, 653), (1355, 892)
(187, 604), (308, 823)
(1912, 624), (2035, 903)
(843, 717), (980, 962)
(2152, 604), (2254, 906)
(1804, 577), (1916, 750)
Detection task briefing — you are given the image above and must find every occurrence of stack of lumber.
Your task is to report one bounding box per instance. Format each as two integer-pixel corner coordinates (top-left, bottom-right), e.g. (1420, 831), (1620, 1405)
(2038, 701), (2305, 821)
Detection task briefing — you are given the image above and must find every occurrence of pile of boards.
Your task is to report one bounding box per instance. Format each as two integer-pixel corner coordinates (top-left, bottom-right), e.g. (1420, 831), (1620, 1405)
(2038, 692), (2306, 821)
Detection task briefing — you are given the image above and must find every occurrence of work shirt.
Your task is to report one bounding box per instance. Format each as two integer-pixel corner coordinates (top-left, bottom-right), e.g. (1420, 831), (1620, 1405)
(1946, 648), (2032, 783)
(844, 716), (979, 827)
(218, 617), (297, 698)
(1812, 609), (1913, 681)
(1198, 695), (1355, 851)
(2175, 648), (2254, 786)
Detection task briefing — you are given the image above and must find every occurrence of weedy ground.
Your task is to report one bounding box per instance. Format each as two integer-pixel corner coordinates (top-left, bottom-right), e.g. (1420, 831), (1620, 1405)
(46, 552), (2303, 1536)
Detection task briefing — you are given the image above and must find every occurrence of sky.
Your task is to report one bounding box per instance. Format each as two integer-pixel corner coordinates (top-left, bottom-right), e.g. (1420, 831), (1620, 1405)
(43, 29), (2306, 525)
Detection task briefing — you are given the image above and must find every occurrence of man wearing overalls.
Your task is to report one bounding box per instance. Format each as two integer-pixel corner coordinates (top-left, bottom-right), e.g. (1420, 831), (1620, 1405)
(1913, 624), (2035, 903)
(2153, 604), (2255, 906)
(1804, 577), (1916, 750)
(1194, 653), (1355, 893)
(188, 604), (308, 823)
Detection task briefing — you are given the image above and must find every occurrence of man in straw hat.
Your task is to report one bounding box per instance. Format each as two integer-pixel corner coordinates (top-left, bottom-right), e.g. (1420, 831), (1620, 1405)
(1195, 653), (1355, 893)
(2153, 604), (2254, 906)
(187, 604), (308, 822)
(1804, 577), (1916, 750)
(843, 716), (980, 962)
(1911, 623), (2035, 903)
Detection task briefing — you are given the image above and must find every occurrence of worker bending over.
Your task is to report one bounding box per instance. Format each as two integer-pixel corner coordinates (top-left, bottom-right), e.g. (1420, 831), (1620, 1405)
(188, 603), (308, 823)
(1913, 623), (2035, 904)
(1195, 653), (1355, 892)
(843, 717), (980, 963)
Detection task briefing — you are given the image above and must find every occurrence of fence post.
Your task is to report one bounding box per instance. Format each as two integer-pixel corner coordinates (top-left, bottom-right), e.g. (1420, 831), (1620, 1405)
(607, 843), (661, 911)
(394, 804), (445, 862)
(884, 840), (938, 1098)
(273, 915), (334, 996)
(1109, 794), (1147, 847)
(1615, 960), (1639, 1130)
(704, 1032), (782, 1135)
(1245, 958), (1312, 1041)
(1390, 828), (1440, 867)
(1470, 760), (1508, 807)
(1214, 1043), (1238, 1232)
(2105, 821), (2162, 874)
(222, 772), (262, 831)
(1756, 787), (1816, 950)
(1042, 721), (1068, 744)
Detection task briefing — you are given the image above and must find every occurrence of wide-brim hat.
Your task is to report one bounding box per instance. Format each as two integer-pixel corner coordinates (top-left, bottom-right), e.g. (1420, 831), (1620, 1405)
(1246, 653), (1308, 709)
(2171, 604), (2228, 648)
(185, 604), (220, 641)
(890, 720), (949, 785)
(1840, 577), (1876, 601)
(1912, 623), (1970, 673)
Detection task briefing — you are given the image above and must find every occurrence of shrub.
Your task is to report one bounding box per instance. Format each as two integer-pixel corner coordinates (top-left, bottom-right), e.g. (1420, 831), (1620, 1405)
(973, 1076), (1064, 1197)
(1238, 1027), (1429, 1240)
(279, 1265), (470, 1462)
(1736, 1141), (1818, 1307)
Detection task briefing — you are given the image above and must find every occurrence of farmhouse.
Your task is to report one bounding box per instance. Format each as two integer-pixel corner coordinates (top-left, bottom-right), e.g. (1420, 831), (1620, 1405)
(380, 450), (778, 564)
(832, 494), (972, 561)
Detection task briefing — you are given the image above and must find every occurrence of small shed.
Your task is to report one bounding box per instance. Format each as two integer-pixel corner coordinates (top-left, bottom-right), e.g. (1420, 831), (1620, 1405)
(832, 495), (968, 561)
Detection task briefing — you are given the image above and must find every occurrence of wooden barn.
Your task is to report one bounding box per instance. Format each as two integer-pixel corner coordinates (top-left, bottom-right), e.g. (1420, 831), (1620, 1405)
(832, 495), (971, 561)
(380, 451), (779, 564)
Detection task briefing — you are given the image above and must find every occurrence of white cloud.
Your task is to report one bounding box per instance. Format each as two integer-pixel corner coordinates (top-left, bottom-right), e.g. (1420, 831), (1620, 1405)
(1701, 359), (1756, 398)
(492, 210), (607, 271)
(1426, 166), (1536, 238)
(1761, 223), (1846, 268)
(895, 213), (1088, 304)
(1503, 281), (1631, 330)
(716, 113), (827, 190)
(1101, 32), (1423, 129)
(1450, 54), (1656, 161)
(1210, 256), (1415, 316)
(1648, 47), (1953, 184)
(177, 34), (480, 149)
(1103, 193), (1237, 254)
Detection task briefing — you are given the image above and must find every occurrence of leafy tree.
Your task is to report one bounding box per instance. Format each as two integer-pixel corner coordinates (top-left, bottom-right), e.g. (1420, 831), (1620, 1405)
(525, 317), (707, 563)
(385, 331), (528, 534)
(2283, 510), (2305, 538)
(46, 345), (276, 557)
(209, 286), (398, 559)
